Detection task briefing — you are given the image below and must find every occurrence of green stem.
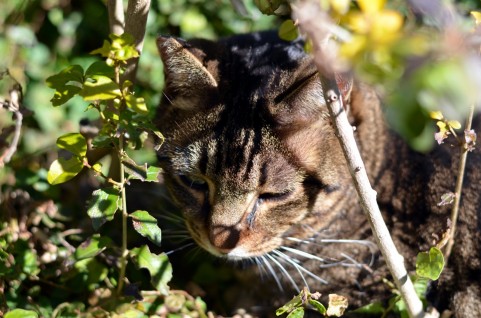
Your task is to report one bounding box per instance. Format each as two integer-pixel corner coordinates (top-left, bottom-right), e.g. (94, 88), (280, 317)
(444, 104), (475, 261)
(116, 120), (128, 296)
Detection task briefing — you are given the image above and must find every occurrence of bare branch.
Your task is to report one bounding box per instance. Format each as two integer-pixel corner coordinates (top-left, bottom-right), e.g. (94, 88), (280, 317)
(107, 0), (125, 35)
(0, 82), (24, 167)
(122, 0), (152, 84)
(444, 104), (475, 260)
(292, 1), (425, 317)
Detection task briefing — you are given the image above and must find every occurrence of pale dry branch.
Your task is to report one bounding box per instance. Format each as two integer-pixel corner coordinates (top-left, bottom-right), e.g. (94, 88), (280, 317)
(0, 83), (23, 167)
(122, 0), (151, 84)
(108, 0), (125, 35)
(292, 1), (425, 317)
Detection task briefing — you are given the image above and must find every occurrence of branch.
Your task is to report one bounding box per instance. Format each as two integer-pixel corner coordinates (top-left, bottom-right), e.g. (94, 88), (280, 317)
(122, 0), (152, 84)
(108, 0), (125, 35)
(0, 82), (23, 167)
(292, 1), (424, 317)
(444, 104), (475, 260)
(106, 0), (151, 84)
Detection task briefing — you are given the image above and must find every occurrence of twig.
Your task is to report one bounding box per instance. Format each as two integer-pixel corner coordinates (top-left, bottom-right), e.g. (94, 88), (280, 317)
(0, 83), (23, 166)
(444, 104), (475, 261)
(292, 1), (424, 317)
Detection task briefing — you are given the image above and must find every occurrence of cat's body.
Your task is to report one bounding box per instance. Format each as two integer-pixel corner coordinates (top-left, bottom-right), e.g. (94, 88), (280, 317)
(155, 31), (481, 317)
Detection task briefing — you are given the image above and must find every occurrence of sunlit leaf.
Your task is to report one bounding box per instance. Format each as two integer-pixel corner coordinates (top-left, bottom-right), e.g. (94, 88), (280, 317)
(357, 0), (385, 14)
(47, 157), (84, 185)
(86, 188), (120, 230)
(56, 133), (87, 157)
(448, 120), (461, 130)
(46, 65), (84, 106)
(4, 309), (39, 318)
(326, 294), (348, 317)
(90, 40), (112, 58)
(85, 61), (115, 78)
(471, 11), (481, 25)
(74, 234), (112, 261)
(286, 307), (304, 318)
(79, 75), (121, 101)
(416, 247), (445, 280)
(125, 94), (148, 115)
(145, 166), (162, 182)
(308, 299), (326, 314)
(429, 111), (444, 120)
(122, 156), (148, 181)
(130, 246), (172, 295)
(352, 301), (384, 314)
(276, 294), (302, 316)
(131, 210), (162, 247)
(330, 0), (351, 15)
(278, 19), (299, 41)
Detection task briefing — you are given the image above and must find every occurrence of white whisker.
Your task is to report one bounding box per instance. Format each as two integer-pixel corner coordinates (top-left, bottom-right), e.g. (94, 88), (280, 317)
(273, 250), (309, 289)
(165, 242), (195, 256)
(274, 250), (328, 285)
(280, 245), (326, 263)
(266, 253), (299, 293)
(260, 255), (284, 292)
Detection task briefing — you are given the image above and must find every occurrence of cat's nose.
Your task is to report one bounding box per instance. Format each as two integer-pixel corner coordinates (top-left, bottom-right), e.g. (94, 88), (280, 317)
(209, 225), (241, 254)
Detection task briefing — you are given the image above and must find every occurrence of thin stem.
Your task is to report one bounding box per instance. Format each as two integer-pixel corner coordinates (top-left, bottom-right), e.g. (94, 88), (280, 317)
(117, 134), (128, 295)
(444, 104), (475, 261)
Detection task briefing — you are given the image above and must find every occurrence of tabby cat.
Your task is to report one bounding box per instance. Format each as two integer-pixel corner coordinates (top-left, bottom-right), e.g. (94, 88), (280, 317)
(154, 31), (481, 317)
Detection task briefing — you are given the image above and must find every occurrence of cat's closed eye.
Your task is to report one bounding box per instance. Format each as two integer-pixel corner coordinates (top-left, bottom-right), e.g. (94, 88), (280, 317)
(258, 191), (292, 202)
(177, 174), (208, 192)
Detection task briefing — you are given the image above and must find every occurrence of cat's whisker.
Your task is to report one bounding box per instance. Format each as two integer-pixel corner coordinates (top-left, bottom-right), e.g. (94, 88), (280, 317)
(165, 242), (195, 256)
(280, 245), (326, 263)
(338, 253), (374, 274)
(273, 250), (329, 285)
(285, 236), (377, 267)
(157, 213), (186, 225)
(260, 255), (284, 292)
(266, 253), (300, 293)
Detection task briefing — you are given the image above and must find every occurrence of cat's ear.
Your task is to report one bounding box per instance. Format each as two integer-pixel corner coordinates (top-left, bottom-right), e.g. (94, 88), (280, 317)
(157, 36), (218, 110)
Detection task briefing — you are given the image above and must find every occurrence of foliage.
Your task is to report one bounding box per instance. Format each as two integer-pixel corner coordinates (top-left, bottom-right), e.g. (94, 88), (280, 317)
(1, 0), (480, 317)
(0, 1), (277, 316)
(276, 288), (348, 317)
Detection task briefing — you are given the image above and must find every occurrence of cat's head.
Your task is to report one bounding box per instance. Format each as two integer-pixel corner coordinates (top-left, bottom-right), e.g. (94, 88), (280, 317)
(155, 32), (374, 260)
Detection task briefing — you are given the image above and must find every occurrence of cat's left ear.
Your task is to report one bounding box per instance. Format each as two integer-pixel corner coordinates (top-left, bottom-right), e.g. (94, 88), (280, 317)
(157, 36), (218, 110)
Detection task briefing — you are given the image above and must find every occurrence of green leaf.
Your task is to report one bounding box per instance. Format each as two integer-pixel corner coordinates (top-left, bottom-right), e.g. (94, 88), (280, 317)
(47, 157), (84, 185)
(90, 40), (112, 58)
(286, 307), (304, 318)
(308, 299), (326, 314)
(130, 210), (162, 247)
(122, 156), (148, 181)
(79, 75), (121, 101)
(56, 133), (87, 157)
(46, 65), (84, 106)
(276, 294), (302, 316)
(352, 301), (384, 314)
(145, 166), (162, 182)
(278, 19), (299, 41)
(130, 246), (172, 295)
(125, 94), (148, 115)
(86, 188), (120, 230)
(4, 309), (39, 318)
(416, 247), (445, 280)
(74, 234), (112, 261)
(85, 61), (115, 78)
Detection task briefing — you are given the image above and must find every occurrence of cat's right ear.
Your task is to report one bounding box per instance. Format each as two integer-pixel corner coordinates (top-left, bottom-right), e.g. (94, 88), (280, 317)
(157, 36), (218, 110)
